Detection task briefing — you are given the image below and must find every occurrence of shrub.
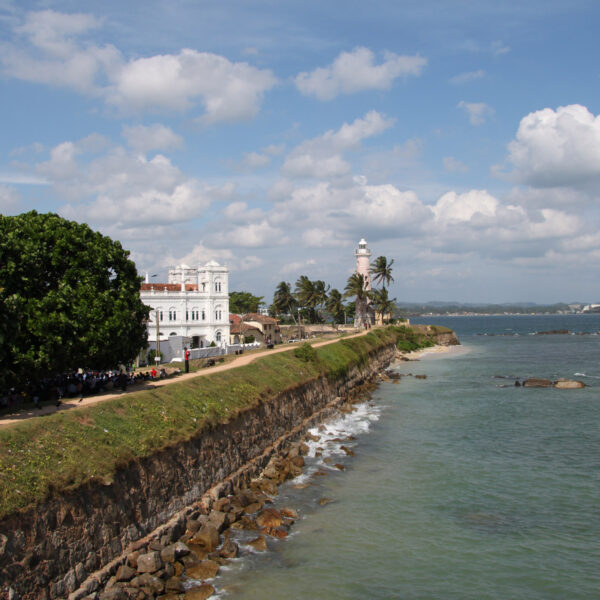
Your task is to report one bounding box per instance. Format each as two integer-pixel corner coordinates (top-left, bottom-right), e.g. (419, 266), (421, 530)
(294, 342), (319, 363)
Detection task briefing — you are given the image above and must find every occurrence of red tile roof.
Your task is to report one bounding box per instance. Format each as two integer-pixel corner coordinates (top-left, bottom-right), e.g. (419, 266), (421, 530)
(140, 283), (199, 291)
(242, 313), (279, 324)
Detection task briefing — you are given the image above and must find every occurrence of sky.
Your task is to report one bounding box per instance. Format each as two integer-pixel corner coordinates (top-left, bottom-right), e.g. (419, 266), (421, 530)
(1, 0), (599, 304)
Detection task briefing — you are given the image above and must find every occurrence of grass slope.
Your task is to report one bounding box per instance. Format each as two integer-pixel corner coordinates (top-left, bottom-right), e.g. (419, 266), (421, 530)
(0, 327), (430, 518)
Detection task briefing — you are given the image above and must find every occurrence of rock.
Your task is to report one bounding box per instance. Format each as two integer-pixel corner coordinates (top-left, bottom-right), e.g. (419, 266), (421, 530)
(514, 380), (521, 387)
(293, 483), (310, 490)
(323, 457), (333, 464)
(523, 378), (552, 388)
(190, 524), (220, 552)
(115, 565), (136, 582)
(319, 497), (334, 506)
(184, 584), (215, 600)
(251, 479), (279, 496)
(280, 507), (299, 519)
(165, 576), (185, 593)
(340, 446), (355, 456)
(135, 573), (164, 594)
(298, 442), (310, 456)
(160, 542), (190, 563)
(312, 470), (328, 477)
(208, 511), (228, 531)
(136, 552), (163, 574)
(126, 552), (139, 570)
(261, 526), (288, 538)
(415, 374), (427, 379)
(186, 544), (208, 561)
(290, 455), (305, 468)
(186, 560), (220, 580)
(305, 433), (320, 442)
(212, 497), (231, 512)
(255, 508), (283, 529)
(243, 502), (262, 515)
(100, 589), (126, 600)
(553, 378), (586, 389)
(248, 536), (268, 552)
(333, 464), (345, 471)
(173, 561), (185, 577)
(218, 539), (238, 559)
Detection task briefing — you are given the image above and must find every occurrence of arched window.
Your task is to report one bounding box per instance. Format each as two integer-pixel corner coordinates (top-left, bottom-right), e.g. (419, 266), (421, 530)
(170, 332), (177, 336)
(216, 331), (222, 342)
(168, 308), (177, 321)
(159, 311), (164, 321)
(202, 310), (206, 320)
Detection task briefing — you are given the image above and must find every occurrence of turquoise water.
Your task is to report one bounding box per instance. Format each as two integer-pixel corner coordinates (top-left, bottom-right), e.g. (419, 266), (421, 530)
(216, 316), (600, 599)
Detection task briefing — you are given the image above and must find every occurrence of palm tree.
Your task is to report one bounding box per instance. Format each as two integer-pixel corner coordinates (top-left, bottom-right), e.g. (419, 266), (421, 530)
(272, 281), (297, 321)
(370, 287), (396, 325)
(371, 256), (394, 290)
(295, 275), (319, 323)
(344, 273), (372, 327)
(326, 288), (345, 324)
(313, 280), (330, 321)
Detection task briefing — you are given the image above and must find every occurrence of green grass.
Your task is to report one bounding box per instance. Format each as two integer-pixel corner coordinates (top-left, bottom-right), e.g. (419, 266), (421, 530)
(0, 326), (431, 518)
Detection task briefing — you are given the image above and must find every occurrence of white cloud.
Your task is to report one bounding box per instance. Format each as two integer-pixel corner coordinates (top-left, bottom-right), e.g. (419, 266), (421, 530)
(107, 49), (277, 123)
(443, 156), (469, 173)
(282, 111), (394, 179)
(295, 47), (426, 101)
(2, 9), (120, 94)
(505, 104), (600, 187)
(449, 69), (485, 84)
(2, 11), (276, 123)
(208, 219), (286, 248)
(122, 124), (184, 153)
(240, 152), (271, 169)
(0, 184), (21, 213)
(458, 101), (495, 125)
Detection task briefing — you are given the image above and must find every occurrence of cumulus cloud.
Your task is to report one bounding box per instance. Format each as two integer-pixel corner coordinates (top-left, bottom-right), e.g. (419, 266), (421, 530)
(1, 9), (120, 94)
(107, 49), (277, 123)
(1, 10), (276, 123)
(122, 124), (184, 153)
(458, 101), (494, 125)
(505, 104), (600, 188)
(295, 47), (426, 101)
(282, 111), (394, 179)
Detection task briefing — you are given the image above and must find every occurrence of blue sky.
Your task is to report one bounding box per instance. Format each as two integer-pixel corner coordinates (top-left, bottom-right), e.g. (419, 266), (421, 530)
(1, 0), (599, 303)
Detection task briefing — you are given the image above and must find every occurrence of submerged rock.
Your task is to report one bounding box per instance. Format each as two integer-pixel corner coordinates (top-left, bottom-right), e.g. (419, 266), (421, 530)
(248, 536), (268, 552)
(553, 378), (586, 389)
(523, 378), (552, 388)
(185, 584), (215, 600)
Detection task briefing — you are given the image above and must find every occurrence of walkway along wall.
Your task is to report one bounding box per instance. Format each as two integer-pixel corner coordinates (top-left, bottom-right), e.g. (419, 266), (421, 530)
(0, 339), (398, 599)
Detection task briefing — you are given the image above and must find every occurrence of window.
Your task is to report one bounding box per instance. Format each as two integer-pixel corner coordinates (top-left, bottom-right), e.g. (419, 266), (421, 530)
(168, 309), (176, 321)
(202, 310), (206, 320)
(215, 310), (222, 320)
(186, 311), (189, 321)
(215, 281), (221, 292)
(159, 311), (163, 321)
(216, 331), (222, 342)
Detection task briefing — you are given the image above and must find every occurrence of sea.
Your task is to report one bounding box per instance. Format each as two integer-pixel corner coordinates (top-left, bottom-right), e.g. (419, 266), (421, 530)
(212, 315), (600, 599)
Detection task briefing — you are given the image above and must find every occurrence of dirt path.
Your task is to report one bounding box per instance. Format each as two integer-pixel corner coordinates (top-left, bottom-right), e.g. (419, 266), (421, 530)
(0, 330), (371, 427)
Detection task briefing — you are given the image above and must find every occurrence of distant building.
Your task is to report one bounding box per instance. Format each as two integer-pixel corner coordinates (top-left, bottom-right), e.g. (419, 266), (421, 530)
(354, 238), (375, 327)
(228, 313), (281, 345)
(140, 262), (230, 348)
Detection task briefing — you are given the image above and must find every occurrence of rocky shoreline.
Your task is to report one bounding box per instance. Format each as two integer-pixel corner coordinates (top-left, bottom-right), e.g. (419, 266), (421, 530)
(71, 373), (395, 600)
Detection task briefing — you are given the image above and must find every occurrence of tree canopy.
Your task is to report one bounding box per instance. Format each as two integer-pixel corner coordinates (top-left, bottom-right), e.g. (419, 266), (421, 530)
(229, 290), (264, 314)
(0, 211), (149, 390)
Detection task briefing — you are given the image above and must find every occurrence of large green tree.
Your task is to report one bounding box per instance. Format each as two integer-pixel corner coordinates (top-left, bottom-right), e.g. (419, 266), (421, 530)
(0, 211), (149, 390)
(229, 290), (264, 314)
(272, 281), (298, 319)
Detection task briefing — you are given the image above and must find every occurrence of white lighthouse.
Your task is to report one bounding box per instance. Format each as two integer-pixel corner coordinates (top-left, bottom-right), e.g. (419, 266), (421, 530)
(354, 238), (375, 327)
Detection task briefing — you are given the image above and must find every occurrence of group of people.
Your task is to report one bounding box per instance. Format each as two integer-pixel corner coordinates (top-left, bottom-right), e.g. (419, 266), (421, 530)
(1, 367), (171, 411)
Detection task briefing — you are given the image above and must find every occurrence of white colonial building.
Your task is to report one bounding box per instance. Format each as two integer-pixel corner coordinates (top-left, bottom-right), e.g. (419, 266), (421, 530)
(140, 262), (230, 348)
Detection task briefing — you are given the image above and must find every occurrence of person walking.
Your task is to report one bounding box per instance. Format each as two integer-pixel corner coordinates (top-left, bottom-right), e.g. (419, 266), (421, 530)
(184, 347), (191, 373)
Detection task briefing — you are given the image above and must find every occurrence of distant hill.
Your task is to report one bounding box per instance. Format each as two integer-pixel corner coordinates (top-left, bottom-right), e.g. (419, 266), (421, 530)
(395, 302), (578, 316)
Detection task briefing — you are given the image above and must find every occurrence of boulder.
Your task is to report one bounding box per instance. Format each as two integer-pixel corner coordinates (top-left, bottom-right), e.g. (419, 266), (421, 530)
(212, 497), (231, 513)
(165, 576), (185, 593)
(134, 573), (164, 595)
(243, 502), (262, 515)
(186, 544), (208, 561)
(255, 508), (283, 529)
(186, 560), (220, 580)
(553, 378), (586, 389)
(261, 526), (288, 539)
(190, 524), (220, 552)
(126, 552), (139, 570)
(160, 542), (190, 563)
(319, 497), (334, 506)
(523, 378), (552, 388)
(136, 552), (163, 574)
(185, 584), (215, 600)
(208, 511), (228, 531)
(280, 507), (299, 519)
(340, 446), (355, 456)
(218, 538), (238, 559)
(333, 464), (345, 471)
(248, 536), (268, 552)
(298, 442), (310, 456)
(115, 565), (136, 582)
